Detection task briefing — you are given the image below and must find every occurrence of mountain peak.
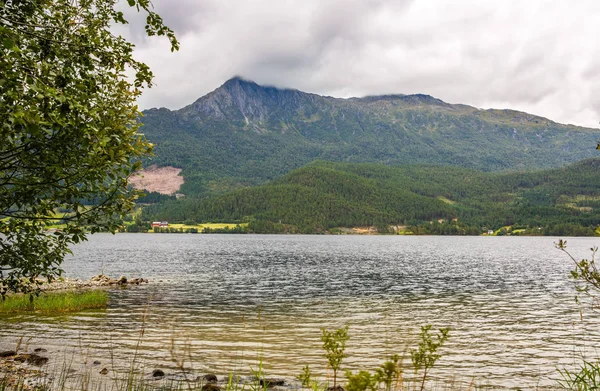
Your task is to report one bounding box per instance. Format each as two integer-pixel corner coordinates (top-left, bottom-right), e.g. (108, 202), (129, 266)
(222, 76), (258, 88)
(180, 77), (320, 123)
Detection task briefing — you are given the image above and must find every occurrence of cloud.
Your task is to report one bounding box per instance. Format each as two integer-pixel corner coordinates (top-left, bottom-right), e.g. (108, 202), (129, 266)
(119, 0), (600, 128)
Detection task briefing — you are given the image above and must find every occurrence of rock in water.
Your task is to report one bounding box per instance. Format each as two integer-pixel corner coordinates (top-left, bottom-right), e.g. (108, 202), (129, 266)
(201, 384), (222, 391)
(152, 369), (165, 378)
(26, 354), (48, 366)
(260, 378), (286, 388)
(12, 354), (47, 365)
(202, 374), (218, 383)
(100, 368), (109, 375)
(0, 351), (16, 357)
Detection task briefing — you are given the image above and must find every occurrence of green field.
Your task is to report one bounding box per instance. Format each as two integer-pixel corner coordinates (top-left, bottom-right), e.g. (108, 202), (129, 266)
(167, 222), (248, 230)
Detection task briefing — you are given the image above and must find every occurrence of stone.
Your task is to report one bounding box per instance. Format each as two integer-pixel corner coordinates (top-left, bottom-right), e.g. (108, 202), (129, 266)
(259, 378), (285, 388)
(326, 386), (345, 391)
(33, 348), (47, 353)
(118, 275), (128, 284)
(92, 360), (101, 366)
(201, 384), (222, 391)
(100, 368), (109, 375)
(0, 350), (16, 358)
(26, 354), (48, 366)
(202, 374), (218, 383)
(152, 369), (165, 378)
(13, 354), (28, 363)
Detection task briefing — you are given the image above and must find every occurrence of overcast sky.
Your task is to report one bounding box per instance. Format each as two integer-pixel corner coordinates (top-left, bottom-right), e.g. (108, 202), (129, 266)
(119, 0), (600, 128)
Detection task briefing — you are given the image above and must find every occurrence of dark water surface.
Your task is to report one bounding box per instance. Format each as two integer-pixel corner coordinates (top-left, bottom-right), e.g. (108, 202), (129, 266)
(1, 234), (599, 389)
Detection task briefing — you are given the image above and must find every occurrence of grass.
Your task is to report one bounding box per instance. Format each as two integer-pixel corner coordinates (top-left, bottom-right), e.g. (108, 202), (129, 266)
(168, 223), (248, 230)
(0, 326), (553, 391)
(0, 290), (108, 314)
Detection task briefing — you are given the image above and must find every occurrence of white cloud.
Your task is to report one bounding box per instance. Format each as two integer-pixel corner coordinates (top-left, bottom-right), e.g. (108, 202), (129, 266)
(120, 0), (600, 128)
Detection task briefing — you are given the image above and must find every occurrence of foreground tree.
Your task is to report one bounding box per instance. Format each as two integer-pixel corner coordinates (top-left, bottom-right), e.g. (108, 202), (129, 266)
(0, 0), (178, 296)
(555, 240), (600, 388)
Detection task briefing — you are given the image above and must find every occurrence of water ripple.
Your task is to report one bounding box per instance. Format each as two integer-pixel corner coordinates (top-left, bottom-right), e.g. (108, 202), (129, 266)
(1, 235), (599, 389)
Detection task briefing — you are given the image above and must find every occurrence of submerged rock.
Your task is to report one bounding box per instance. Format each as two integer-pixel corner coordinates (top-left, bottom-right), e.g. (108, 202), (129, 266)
(152, 369), (165, 378)
(13, 354), (48, 366)
(259, 378), (286, 387)
(201, 384), (222, 391)
(33, 348), (47, 353)
(99, 368), (109, 375)
(202, 374), (218, 383)
(26, 354), (48, 366)
(0, 351), (16, 358)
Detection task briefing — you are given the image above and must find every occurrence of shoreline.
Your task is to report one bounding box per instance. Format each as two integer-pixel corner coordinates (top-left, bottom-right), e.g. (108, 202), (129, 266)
(30, 275), (149, 292)
(0, 347), (298, 391)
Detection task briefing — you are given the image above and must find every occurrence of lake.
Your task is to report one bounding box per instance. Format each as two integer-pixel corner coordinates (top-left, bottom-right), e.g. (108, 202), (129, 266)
(1, 234), (599, 389)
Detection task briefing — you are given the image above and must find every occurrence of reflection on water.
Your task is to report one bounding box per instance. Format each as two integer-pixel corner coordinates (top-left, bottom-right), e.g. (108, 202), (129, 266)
(1, 234), (599, 389)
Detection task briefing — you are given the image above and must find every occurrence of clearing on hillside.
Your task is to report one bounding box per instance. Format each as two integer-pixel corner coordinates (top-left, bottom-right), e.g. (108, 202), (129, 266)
(129, 165), (184, 195)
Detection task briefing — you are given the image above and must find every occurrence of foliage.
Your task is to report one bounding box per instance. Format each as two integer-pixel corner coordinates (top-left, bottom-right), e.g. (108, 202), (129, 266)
(410, 325), (450, 391)
(136, 191), (176, 204)
(296, 365), (312, 387)
(374, 355), (403, 391)
(201, 224), (247, 234)
(555, 239), (600, 389)
(321, 325), (350, 388)
(0, 290), (107, 313)
(555, 239), (600, 303)
(144, 159), (600, 234)
(345, 370), (377, 391)
(0, 0), (177, 296)
(558, 359), (600, 390)
(125, 218), (151, 233)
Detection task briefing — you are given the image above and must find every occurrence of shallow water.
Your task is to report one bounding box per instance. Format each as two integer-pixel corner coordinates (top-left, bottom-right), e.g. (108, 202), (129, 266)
(1, 234), (599, 389)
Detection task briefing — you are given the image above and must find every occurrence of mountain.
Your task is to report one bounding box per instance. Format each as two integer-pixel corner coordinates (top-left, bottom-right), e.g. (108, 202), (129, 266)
(139, 77), (600, 196)
(142, 159), (600, 235)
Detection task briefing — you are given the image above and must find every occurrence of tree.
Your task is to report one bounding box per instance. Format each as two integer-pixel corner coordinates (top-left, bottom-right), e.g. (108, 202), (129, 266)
(555, 239), (600, 306)
(321, 325), (349, 389)
(410, 325), (450, 391)
(0, 0), (178, 297)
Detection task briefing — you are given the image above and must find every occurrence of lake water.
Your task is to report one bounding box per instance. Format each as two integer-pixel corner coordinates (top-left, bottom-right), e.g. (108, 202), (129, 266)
(1, 234), (599, 389)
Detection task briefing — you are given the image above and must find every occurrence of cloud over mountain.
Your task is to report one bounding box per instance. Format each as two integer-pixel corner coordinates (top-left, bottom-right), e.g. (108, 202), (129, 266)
(119, 0), (600, 128)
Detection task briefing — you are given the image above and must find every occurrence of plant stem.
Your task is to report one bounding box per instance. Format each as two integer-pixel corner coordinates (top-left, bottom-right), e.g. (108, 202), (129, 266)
(419, 368), (428, 391)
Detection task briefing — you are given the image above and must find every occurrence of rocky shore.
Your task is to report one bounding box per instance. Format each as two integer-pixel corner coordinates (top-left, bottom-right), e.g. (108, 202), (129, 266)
(36, 274), (149, 291)
(0, 345), (295, 390)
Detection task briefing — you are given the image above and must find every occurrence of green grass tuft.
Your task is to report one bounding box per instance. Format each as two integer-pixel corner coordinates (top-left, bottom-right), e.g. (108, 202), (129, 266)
(0, 290), (108, 314)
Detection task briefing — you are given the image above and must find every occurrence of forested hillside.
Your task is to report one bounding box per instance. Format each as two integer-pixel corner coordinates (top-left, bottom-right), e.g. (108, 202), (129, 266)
(140, 77), (600, 196)
(142, 159), (600, 235)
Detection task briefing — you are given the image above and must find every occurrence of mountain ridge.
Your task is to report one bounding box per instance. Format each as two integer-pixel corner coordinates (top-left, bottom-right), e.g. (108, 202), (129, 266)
(139, 77), (600, 196)
(166, 77), (569, 127)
